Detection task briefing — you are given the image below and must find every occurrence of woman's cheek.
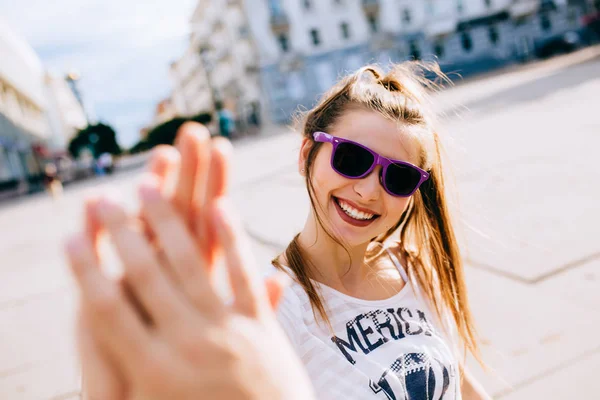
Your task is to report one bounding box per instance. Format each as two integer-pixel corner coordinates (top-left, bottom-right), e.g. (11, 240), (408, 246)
(385, 198), (411, 224)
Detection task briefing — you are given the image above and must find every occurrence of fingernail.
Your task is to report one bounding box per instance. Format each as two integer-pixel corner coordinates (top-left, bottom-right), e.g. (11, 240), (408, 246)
(94, 191), (124, 220)
(138, 176), (162, 202)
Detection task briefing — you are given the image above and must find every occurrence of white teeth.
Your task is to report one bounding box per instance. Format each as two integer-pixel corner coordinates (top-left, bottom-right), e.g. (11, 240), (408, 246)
(337, 199), (375, 221)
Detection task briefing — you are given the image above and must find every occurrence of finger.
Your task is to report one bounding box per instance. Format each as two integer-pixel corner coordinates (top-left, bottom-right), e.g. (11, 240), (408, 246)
(92, 196), (190, 327)
(84, 196), (103, 260)
(264, 272), (291, 311)
(205, 137), (233, 203)
(148, 145), (180, 196)
(143, 147), (181, 243)
(65, 233), (152, 378)
(173, 122), (211, 219)
(139, 176), (223, 313)
(76, 313), (127, 400)
(212, 199), (266, 317)
(195, 138), (234, 267)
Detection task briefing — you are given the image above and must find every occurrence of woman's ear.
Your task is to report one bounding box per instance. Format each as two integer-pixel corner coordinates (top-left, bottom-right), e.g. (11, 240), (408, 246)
(298, 137), (312, 176)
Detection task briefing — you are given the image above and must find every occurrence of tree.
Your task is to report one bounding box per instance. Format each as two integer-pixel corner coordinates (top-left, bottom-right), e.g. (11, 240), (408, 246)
(129, 112), (213, 154)
(68, 122), (122, 159)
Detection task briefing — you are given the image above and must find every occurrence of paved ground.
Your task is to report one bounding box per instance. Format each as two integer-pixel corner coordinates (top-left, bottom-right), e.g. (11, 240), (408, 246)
(1, 47), (599, 399)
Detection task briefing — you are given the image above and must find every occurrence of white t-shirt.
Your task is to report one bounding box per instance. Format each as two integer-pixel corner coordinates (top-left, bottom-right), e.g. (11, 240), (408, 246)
(275, 251), (462, 400)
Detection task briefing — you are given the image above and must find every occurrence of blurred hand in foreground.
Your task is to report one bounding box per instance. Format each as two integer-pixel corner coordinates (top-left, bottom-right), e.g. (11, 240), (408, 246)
(67, 123), (314, 400)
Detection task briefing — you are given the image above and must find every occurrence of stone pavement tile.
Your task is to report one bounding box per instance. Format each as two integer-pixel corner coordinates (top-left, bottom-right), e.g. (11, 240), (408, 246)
(0, 355), (80, 400)
(462, 267), (600, 398)
(458, 162), (598, 282)
(230, 129), (300, 190)
(445, 76), (600, 283)
(449, 111), (600, 283)
(233, 170), (308, 249)
(537, 259), (600, 312)
(0, 250), (71, 306)
(498, 349), (600, 400)
(0, 287), (78, 396)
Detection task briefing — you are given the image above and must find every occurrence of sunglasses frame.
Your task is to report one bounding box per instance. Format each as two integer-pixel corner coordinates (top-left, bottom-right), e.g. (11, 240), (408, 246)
(313, 131), (430, 197)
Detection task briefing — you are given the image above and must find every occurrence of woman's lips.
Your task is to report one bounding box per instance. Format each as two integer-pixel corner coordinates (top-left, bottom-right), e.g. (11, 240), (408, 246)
(332, 197), (379, 228)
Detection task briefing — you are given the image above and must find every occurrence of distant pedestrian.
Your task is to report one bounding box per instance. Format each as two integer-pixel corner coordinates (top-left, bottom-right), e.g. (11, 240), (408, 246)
(216, 101), (235, 138)
(43, 163), (62, 199)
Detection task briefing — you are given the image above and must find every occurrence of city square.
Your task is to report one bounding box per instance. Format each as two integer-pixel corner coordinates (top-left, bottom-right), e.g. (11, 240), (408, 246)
(0, 48), (598, 399)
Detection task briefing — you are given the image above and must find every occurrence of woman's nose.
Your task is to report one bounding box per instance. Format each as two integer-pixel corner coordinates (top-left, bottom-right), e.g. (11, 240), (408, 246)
(353, 166), (382, 201)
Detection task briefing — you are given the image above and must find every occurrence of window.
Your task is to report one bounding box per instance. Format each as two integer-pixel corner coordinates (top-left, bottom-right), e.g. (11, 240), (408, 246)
(367, 15), (378, 33)
(238, 25), (250, 38)
(303, 0), (312, 10)
(434, 40), (445, 58)
(310, 29), (321, 46)
(278, 34), (289, 52)
(484, 0), (492, 8)
(340, 22), (351, 39)
(402, 9), (412, 24)
(488, 25), (499, 45)
(461, 31), (473, 52)
(457, 0), (464, 14)
(409, 40), (421, 60)
(540, 13), (552, 32)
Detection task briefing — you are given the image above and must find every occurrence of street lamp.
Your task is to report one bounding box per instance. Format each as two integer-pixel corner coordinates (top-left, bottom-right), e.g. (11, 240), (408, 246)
(65, 71), (92, 125)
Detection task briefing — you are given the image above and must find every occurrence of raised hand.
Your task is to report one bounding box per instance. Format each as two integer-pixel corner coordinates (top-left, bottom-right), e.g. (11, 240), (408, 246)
(68, 124), (313, 399)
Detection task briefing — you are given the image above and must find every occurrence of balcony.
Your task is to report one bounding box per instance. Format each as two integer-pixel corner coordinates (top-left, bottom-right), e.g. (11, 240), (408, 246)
(362, 0), (380, 16)
(510, 0), (540, 18)
(270, 12), (290, 35)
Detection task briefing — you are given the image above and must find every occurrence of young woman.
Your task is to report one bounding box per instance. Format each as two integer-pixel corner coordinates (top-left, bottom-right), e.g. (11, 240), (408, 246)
(269, 63), (489, 399)
(67, 62), (491, 399)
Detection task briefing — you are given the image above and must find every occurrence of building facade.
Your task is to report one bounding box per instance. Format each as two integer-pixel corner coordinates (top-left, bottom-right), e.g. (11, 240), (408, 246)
(169, 41), (214, 117)
(170, 0), (263, 129)
(0, 20), (51, 192)
(153, 97), (178, 126)
(44, 72), (88, 149)
(245, 0), (585, 123)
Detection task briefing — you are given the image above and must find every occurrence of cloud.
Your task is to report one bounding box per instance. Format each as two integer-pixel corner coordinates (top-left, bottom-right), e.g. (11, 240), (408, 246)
(0, 0), (197, 148)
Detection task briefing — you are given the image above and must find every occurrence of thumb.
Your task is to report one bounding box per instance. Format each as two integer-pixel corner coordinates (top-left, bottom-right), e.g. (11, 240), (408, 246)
(264, 272), (291, 311)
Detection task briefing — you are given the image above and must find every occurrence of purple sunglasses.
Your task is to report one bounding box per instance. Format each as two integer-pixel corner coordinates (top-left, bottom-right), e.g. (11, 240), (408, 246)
(313, 131), (430, 197)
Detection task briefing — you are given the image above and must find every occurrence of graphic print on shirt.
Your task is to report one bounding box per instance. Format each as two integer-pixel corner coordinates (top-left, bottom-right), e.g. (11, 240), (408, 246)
(330, 308), (455, 400)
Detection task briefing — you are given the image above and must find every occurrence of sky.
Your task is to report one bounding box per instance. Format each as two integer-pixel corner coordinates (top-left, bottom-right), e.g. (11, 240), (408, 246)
(0, 0), (197, 148)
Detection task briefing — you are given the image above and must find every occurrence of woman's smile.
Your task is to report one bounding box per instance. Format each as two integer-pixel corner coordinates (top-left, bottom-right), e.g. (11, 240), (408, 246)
(332, 196), (380, 227)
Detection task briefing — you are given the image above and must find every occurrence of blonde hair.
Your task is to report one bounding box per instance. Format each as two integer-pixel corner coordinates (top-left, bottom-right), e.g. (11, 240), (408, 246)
(272, 61), (482, 368)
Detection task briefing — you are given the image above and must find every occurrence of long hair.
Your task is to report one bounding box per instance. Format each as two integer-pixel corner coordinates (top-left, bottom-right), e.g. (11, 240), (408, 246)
(272, 61), (482, 367)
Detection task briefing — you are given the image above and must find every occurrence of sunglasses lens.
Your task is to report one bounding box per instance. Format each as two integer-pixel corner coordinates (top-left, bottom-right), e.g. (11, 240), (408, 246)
(385, 163), (423, 196)
(333, 142), (374, 178)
